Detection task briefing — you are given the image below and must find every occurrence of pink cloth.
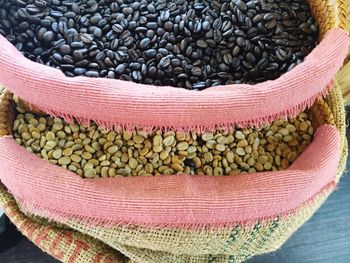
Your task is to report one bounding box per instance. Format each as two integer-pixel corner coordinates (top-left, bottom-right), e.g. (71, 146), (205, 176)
(0, 125), (340, 227)
(0, 29), (348, 131)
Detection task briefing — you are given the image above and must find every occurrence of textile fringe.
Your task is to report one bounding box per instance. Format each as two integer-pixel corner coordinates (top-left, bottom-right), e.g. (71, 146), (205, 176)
(34, 82), (334, 134)
(14, 181), (337, 232)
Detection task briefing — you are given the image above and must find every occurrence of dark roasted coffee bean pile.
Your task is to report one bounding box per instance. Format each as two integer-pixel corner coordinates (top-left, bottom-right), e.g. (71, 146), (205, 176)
(0, 0), (318, 90)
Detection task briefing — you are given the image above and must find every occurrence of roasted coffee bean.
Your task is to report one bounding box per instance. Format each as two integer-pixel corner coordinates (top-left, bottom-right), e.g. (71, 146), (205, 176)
(235, 0), (248, 11)
(139, 38), (151, 49)
(93, 28), (102, 38)
(61, 64), (74, 71)
(159, 56), (171, 68)
(0, 0), (318, 89)
(196, 39), (208, 48)
(42, 31), (55, 44)
(85, 70), (99, 77)
(50, 10), (63, 18)
(73, 49), (87, 61)
(236, 36), (245, 47)
(73, 67), (86, 75)
(80, 33), (93, 44)
(112, 24), (123, 33)
(191, 67), (202, 76)
(59, 44), (71, 55)
(70, 42), (84, 49)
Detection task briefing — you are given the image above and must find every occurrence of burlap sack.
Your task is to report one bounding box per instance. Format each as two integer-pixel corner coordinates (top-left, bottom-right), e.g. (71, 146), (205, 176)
(0, 83), (347, 263)
(0, 0), (349, 262)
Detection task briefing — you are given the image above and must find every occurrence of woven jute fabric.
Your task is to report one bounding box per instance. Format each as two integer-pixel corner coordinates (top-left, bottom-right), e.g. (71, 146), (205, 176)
(46, 182), (334, 263)
(0, 0), (349, 262)
(0, 83), (345, 263)
(0, 184), (126, 263)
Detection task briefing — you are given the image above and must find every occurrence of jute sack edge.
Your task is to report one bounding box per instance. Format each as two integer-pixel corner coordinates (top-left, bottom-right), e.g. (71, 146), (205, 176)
(0, 29), (348, 132)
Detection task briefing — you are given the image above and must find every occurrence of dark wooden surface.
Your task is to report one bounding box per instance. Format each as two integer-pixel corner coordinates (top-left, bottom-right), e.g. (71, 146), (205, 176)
(0, 130), (350, 263)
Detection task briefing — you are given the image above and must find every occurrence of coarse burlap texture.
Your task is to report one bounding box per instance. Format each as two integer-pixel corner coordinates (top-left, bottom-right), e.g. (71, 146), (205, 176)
(0, 84), (345, 263)
(0, 0), (349, 262)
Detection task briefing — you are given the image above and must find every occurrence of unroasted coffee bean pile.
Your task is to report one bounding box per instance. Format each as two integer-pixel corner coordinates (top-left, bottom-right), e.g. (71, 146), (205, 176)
(0, 0), (318, 89)
(13, 96), (314, 177)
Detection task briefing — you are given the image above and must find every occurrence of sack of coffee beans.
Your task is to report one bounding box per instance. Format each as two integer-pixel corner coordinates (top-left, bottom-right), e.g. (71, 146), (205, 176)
(0, 28), (348, 131)
(0, 0), (348, 131)
(0, 85), (346, 263)
(0, 0), (322, 88)
(0, 0), (349, 262)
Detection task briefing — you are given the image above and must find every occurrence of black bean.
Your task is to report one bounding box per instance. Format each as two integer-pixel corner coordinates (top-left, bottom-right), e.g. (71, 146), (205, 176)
(70, 42), (84, 49)
(85, 70), (99, 77)
(159, 56), (171, 68)
(191, 67), (202, 76)
(246, 52), (256, 64)
(93, 28), (102, 38)
(131, 71), (142, 81)
(90, 14), (102, 25)
(58, 21), (67, 34)
(235, 0), (247, 11)
(213, 30), (222, 43)
(265, 19), (277, 29)
(232, 46), (240, 56)
(42, 31), (55, 44)
(75, 59), (89, 67)
(257, 23), (268, 34)
(201, 20), (211, 31)
(213, 18), (222, 30)
(61, 64), (75, 71)
(122, 7), (133, 16)
(252, 14), (262, 24)
(64, 12), (76, 19)
(112, 24), (123, 33)
(104, 57), (114, 67)
(164, 21), (173, 32)
(0, 0), (318, 89)
(263, 13), (275, 21)
(231, 57), (240, 69)
(40, 19), (51, 28)
(60, 44), (71, 55)
(192, 81), (206, 90)
(160, 10), (170, 21)
(223, 53), (233, 64)
(110, 39), (119, 50)
(35, 0), (47, 8)
(73, 67), (87, 75)
(63, 55), (74, 64)
(50, 11), (63, 18)
(80, 33), (93, 44)
(37, 27), (47, 41)
(236, 36), (245, 47)
(115, 64), (127, 75)
(146, 22), (158, 30)
(139, 38), (151, 49)
(73, 49), (87, 61)
(26, 5), (41, 14)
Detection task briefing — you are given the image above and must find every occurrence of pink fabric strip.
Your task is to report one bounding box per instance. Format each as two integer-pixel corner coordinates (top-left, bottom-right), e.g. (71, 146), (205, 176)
(0, 29), (348, 131)
(0, 125), (340, 226)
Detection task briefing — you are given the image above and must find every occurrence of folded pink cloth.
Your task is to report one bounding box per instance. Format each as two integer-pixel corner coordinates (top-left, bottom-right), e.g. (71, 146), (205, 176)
(0, 29), (348, 132)
(0, 125), (340, 228)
